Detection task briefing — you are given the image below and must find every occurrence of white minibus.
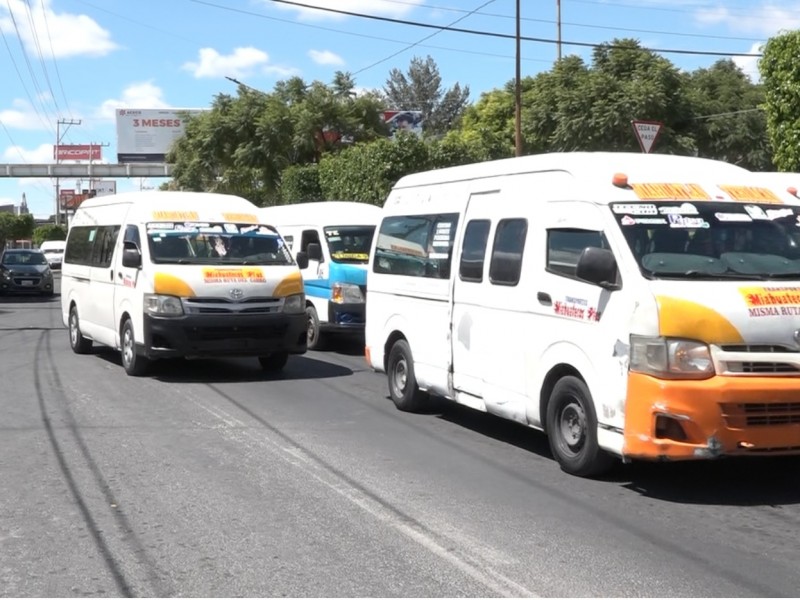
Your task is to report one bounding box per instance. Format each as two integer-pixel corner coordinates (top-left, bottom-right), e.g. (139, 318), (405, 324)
(365, 151), (800, 476)
(260, 201), (381, 349)
(61, 191), (308, 376)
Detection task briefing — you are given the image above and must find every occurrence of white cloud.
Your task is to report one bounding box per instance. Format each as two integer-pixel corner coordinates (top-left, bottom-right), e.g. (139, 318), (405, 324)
(183, 47), (271, 79)
(0, 0), (117, 58)
(97, 82), (170, 119)
(733, 42), (765, 83)
(694, 2), (800, 37)
(0, 99), (50, 130)
(263, 64), (302, 78)
(267, 0), (424, 21)
(308, 49), (345, 66)
(2, 143), (53, 163)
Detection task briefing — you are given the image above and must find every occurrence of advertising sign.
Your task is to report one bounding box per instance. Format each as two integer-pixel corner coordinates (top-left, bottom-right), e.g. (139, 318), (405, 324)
(115, 108), (205, 163)
(93, 180), (117, 197)
(383, 110), (423, 139)
(54, 145), (102, 161)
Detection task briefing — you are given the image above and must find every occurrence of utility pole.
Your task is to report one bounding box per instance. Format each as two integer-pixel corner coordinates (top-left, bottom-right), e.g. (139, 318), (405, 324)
(515, 0), (522, 157)
(55, 118), (81, 227)
(557, 0), (562, 61)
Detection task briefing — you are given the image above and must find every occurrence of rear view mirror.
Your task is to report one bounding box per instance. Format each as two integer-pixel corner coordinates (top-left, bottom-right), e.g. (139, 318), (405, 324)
(122, 241), (142, 269)
(576, 246), (619, 290)
(307, 243), (323, 262)
(296, 251), (309, 270)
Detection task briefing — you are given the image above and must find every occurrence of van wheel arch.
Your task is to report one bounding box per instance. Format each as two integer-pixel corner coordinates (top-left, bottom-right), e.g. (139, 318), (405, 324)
(383, 331), (406, 373)
(539, 364), (584, 434)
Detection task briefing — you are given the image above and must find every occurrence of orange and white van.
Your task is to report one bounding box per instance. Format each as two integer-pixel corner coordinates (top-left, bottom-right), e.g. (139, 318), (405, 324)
(365, 152), (800, 476)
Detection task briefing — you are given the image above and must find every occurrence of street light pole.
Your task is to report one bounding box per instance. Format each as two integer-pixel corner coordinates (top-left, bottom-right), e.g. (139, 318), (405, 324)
(55, 118), (81, 226)
(515, 0), (522, 157)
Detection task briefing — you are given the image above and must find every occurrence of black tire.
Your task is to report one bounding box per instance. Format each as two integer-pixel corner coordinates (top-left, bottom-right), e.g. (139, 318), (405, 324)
(546, 376), (614, 477)
(305, 305), (325, 350)
(68, 305), (92, 354)
(258, 352), (289, 373)
(387, 339), (428, 412)
(120, 318), (149, 376)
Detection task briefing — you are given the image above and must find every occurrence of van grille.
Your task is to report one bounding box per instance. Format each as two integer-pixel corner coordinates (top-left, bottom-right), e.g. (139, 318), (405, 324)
(183, 297), (282, 315)
(721, 402), (800, 427)
(725, 362), (800, 374)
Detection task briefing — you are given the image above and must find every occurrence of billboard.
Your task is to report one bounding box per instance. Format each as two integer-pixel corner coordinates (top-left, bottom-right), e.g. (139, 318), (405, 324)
(93, 180), (117, 197)
(383, 110), (423, 139)
(115, 108), (205, 163)
(54, 145), (102, 161)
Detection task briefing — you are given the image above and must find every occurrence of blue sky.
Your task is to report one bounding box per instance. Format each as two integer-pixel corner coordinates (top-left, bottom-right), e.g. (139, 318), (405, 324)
(0, 0), (792, 219)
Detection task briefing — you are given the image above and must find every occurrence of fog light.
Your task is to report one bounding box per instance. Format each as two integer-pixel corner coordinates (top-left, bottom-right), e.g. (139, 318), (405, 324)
(655, 415), (688, 442)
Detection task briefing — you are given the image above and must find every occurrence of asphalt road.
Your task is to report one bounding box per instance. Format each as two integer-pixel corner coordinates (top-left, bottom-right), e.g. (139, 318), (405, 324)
(2, 275), (800, 597)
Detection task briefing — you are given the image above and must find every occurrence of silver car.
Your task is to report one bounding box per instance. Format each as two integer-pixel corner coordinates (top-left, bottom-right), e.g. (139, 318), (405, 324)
(0, 249), (55, 296)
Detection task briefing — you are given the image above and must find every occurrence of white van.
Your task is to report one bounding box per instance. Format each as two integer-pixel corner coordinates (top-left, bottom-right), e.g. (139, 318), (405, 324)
(61, 191), (308, 376)
(365, 151), (800, 477)
(260, 201), (381, 349)
(39, 240), (66, 269)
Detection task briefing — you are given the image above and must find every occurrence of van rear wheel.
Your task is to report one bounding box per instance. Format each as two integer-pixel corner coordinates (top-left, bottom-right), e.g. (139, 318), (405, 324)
(546, 376), (614, 477)
(387, 339), (428, 412)
(68, 305), (92, 354)
(121, 318), (149, 376)
(306, 305), (325, 350)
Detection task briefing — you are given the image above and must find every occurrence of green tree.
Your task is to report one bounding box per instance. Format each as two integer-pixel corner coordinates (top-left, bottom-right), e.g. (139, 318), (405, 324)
(383, 55), (470, 136)
(280, 164), (323, 203)
(686, 59), (771, 170)
(458, 87), (518, 159)
(0, 213), (34, 249)
(32, 224), (67, 247)
(760, 31), (800, 171)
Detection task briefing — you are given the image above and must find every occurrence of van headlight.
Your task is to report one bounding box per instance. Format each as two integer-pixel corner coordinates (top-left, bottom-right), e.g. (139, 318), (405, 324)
(630, 335), (714, 380)
(282, 293), (304, 314)
(144, 294), (184, 316)
(332, 282), (364, 304)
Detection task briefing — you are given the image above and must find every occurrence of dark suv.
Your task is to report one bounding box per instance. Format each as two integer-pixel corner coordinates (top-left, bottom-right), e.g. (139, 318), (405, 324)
(0, 249), (55, 296)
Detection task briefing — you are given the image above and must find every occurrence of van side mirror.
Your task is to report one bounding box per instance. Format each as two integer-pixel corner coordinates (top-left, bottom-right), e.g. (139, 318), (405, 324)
(296, 251), (309, 270)
(122, 241), (142, 269)
(576, 246), (619, 290)
(306, 242), (323, 262)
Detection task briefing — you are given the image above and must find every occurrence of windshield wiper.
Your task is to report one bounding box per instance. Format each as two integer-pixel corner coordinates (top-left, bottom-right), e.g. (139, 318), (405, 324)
(646, 269), (766, 280)
(763, 271), (800, 279)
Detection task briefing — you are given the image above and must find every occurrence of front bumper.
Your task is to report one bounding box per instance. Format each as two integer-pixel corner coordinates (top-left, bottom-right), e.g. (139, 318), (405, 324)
(142, 311), (307, 359)
(0, 275), (53, 294)
(623, 372), (800, 461)
(325, 301), (365, 331)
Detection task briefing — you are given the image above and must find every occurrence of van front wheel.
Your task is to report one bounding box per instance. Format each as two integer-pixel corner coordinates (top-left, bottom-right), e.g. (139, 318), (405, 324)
(121, 318), (149, 376)
(387, 339), (427, 412)
(68, 305), (92, 354)
(306, 305), (325, 350)
(546, 376), (614, 477)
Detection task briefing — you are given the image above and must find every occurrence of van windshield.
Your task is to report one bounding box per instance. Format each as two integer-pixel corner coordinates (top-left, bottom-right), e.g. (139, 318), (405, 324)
(611, 201), (800, 280)
(324, 226), (376, 264)
(146, 222), (293, 266)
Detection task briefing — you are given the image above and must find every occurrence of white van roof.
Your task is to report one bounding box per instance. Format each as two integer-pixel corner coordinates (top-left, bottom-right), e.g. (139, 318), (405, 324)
(390, 151), (800, 206)
(260, 201), (382, 227)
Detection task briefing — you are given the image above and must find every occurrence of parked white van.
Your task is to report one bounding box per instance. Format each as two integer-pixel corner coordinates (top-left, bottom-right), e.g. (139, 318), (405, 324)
(39, 240), (66, 269)
(365, 151), (800, 476)
(260, 201), (381, 349)
(61, 191), (308, 376)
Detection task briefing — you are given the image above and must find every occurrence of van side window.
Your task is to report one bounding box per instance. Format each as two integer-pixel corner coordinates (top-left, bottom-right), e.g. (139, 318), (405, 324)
(459, 219), (491, 282)
(90, 226), (121, 268)
(283, 235), (294, 252)
(373, 213), (459, 279)
(64, 226), (97, 266)
(123, 224), (140, 247)
(547, 229), (609, 278)
(489, 218), (527, 286)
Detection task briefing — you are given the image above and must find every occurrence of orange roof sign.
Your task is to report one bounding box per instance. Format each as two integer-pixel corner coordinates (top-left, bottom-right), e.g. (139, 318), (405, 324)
(630, 183), (710, 201)
(718, 185), (783, 204)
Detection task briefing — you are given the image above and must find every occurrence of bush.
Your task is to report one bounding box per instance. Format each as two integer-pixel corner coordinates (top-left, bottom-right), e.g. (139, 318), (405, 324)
(280, 164), (323, 204)
(33, 224), (67, 247)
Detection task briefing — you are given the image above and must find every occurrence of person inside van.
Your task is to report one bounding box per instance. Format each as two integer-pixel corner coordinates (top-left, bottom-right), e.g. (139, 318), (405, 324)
(152, 235), (192, 260)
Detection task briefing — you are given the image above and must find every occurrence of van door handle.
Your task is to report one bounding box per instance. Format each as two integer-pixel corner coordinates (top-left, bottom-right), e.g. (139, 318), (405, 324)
(537, 292), (552, 305)
(110, 270), (114, 281)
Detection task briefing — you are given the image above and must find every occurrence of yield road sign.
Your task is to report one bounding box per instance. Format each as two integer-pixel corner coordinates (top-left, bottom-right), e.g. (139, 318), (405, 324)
(632, 120), (663, 153)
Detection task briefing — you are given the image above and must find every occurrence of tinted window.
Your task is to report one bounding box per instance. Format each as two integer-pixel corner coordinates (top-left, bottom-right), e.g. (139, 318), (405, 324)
(65, 226), (97, 265)
(489, 218), (527, 285)
(373, 213), (459, 279)
(459, 219), (490, 282)
(548, 229), (609, 278)
(90, 226), (120, 268)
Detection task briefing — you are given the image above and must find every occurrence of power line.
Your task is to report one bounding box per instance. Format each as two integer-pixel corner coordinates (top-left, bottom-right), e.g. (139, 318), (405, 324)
(40, 0), (73, 119)
(354, 0), (497, 76)
(22, 0), (63, 118)
(190, 0), (762, 58)
(569, 0), (800, 21)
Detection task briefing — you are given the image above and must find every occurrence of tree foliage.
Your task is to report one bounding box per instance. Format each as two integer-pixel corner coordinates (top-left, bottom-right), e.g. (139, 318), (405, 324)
(280, 164), (323, 204)
(383, 55), (470, 136)
(32, 224), (67, 247)
(0, 213), (34, 249)
(760, 31), (800, 171)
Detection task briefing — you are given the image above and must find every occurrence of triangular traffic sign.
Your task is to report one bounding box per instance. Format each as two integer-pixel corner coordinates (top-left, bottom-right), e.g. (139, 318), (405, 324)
(632, 120), (663, 153)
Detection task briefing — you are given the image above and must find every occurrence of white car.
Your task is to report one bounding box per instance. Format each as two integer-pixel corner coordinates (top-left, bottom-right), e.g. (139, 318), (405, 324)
(39, 240), (66, 270)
